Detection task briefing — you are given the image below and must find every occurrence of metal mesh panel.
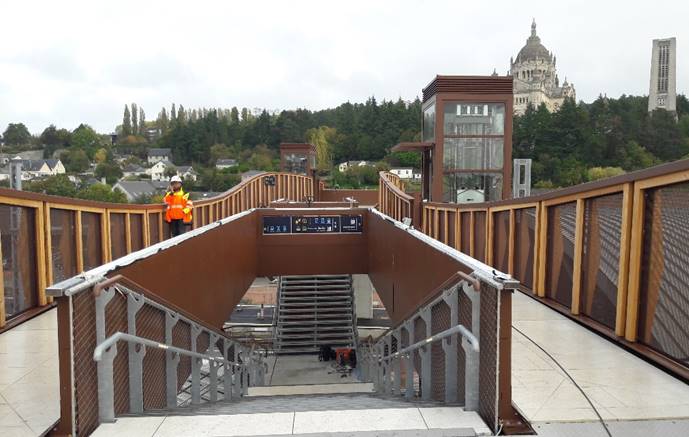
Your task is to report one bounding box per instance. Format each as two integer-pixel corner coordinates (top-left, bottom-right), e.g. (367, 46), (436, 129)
(473, 211), (486, 262)
(514, 208), (536, 290)
(546, 202), (576, 308)
(413, 316), (426, 398)
(71, 291), (99, 436)
(172, 320), (192, 391)
(110, 213), (127, 260)
(492, 211), (510, 273)
(50, 208), (77, 283)
(106, 292), (130, 415)
(149, 213), (160, 244)
(478, 282), (499, 432)
(639, 182), (689, 365)
(81, 212), (103, 271)
(0, 204), (38, 318)
(431, 300), (450, 402)
(460, 212), (471, 254)
(581, 194), (622, 330)
(137, 305), (166, 410)
(130, 214), (144, 252)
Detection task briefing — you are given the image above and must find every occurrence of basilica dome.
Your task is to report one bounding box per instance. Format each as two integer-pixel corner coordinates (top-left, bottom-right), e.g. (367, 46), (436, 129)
(515, 20), (552, 63)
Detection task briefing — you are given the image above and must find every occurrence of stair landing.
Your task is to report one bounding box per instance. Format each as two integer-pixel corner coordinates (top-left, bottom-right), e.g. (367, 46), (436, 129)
(91, 399), (490, 437)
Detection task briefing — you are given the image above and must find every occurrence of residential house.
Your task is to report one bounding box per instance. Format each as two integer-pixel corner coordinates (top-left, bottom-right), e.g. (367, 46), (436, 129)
(122, 164), (147, 178)
(21, 159), (66, 179)
(390, 168), (414, 180)
(147, 160), (174, 182)
(216, 159), (238, 170)
(113, 180), (165, 202)
(337, 160), (374, 172)
(147, 148), (172, 165)
(176, 165), (198, 182)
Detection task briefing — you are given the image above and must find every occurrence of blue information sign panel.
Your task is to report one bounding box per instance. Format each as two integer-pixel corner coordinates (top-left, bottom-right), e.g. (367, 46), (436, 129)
(262, 215), (363, 235)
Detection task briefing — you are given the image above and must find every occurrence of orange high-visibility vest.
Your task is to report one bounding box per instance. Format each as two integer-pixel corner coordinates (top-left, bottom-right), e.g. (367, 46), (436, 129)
(164, 189), (193, 223)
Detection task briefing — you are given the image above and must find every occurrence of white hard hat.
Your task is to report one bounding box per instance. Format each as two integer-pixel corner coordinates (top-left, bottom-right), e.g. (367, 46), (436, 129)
(170, 175), (182, 183)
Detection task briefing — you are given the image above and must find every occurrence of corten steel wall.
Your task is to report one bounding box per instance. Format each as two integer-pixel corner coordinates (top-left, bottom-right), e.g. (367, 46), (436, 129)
(366, 212), (472, 324)
(0, 172), (314, 332)
(112, 213), (259, 328)
(256, 209), (369, 277)
(54, 207), (514, 434)
(414, 158), (689, 381)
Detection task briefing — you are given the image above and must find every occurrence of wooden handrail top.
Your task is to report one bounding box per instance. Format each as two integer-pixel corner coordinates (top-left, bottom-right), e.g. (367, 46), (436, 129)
(379, 172), (414, 202)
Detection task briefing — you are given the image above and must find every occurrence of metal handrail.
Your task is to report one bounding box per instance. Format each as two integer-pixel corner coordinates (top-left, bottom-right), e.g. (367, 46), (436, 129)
(378, 323), (479, 364)
(94, 331), (242, 367)
(361, 272), (483, 408)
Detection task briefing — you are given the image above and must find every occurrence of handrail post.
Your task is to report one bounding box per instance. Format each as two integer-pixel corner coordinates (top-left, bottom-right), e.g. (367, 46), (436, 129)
(97, 345), (118, 423)
(126, 292), (146, 413)
(462, 281), (481, 411)
(419, 308), (432, 401)
(404, 321), (414, 399)
(442, 284), (460, 403)
(222, 340), (233, 400)
(209, 361), (218, 402)
(392, 330), (402, 395)
(384, 336), (392, 395)
(190, 324), (202, 405)
(165, 312), (180, 409)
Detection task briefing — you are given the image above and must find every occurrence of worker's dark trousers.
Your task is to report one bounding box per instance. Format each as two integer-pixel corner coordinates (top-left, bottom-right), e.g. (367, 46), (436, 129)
(169, 219), (186, 237)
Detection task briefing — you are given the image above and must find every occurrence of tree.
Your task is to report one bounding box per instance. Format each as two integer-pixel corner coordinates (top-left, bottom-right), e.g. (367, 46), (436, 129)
(306, 126), (338, 174)
(94, 162), (123, 184)
(77, 183), (127, 203)
(587, 167), (625, 181)
(131, 103), (138, 135)
(158, 108), (169, 133)
(3, 123), (31, 146)
(40, 125), (72, 158)
(123, 105), (132, 136)
(71, 124), (101, 151)
(60, 148), (90, 173)
(139, 108), (146, 136)
(210, 144), (232, 163)
(93, 148), (108, 164)
(24, 174), (77, 197)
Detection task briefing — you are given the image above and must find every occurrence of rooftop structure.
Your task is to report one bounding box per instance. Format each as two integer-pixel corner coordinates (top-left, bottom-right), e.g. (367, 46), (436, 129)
(509, 20), (576, 114)
(648, 37), (677, 113)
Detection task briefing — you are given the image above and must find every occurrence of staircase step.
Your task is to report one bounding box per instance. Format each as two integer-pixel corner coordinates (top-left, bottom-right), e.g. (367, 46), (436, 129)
(275, 274), (356, 355)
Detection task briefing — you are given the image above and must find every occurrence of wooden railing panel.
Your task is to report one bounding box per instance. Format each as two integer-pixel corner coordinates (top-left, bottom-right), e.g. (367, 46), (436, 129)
(388, 160), (689, 380)
(0, 172), (313, 328)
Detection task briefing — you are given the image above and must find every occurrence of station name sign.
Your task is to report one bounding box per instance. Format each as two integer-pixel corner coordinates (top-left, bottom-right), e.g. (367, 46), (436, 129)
(262, 215), (363, 235)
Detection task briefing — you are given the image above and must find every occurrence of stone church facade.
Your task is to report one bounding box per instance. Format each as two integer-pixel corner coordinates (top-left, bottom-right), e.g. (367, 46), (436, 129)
(510, 20), (575, 115)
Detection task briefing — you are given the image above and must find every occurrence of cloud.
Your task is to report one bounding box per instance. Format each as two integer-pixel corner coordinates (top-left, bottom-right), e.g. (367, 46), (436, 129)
(0, 0), (686, 134)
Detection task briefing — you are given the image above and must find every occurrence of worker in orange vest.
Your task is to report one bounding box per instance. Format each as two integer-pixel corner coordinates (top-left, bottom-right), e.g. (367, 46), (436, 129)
(164, 175), (193, 236)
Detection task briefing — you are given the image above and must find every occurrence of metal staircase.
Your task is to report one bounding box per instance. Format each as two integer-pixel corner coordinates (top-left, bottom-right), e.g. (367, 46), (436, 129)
(274, 275), (356, 354)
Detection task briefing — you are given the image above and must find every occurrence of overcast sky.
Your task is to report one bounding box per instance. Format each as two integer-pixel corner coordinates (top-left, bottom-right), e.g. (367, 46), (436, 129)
(1, 0), (687, 134)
